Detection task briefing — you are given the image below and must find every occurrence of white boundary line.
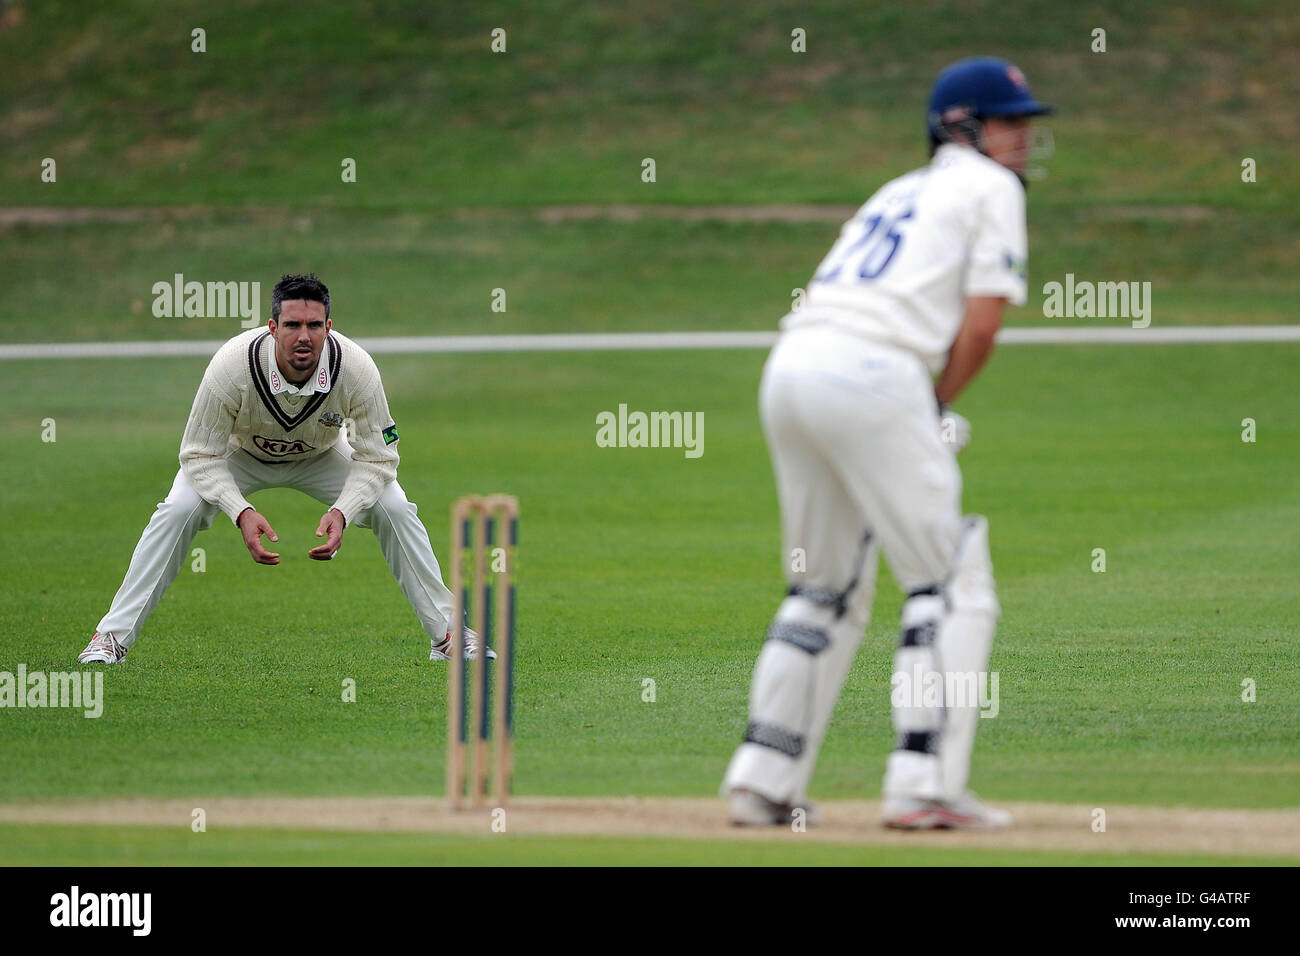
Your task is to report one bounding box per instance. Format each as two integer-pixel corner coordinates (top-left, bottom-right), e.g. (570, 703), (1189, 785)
(1, 326), (1298, 360)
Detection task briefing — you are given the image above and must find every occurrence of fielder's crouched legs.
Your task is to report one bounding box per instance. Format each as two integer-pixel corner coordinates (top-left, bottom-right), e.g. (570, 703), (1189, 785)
(884, 515), (1000, 803)
(350, 479), (457, 648)
(95, 469), (224, 651)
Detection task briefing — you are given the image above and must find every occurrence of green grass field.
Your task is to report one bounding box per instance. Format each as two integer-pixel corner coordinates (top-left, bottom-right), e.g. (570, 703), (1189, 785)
(2, 345), (1297, 862)
(1, 0), (1297, 864)
(2, 1), (1298, 344)
(1, 825), (1288, 867)
(3, 208), (1297, 346)
(3, 1), (1296, 209)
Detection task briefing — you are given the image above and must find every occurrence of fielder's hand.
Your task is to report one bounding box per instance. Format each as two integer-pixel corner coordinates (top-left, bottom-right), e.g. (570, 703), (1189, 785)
(309, 508), (346, 561)
(237, 508), (281, 565)
(938, 403), (971, 454)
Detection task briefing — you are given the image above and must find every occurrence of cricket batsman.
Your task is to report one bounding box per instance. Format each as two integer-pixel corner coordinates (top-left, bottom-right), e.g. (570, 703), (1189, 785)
(723, 58), (1052, 829)
(78, 274), (491, 663)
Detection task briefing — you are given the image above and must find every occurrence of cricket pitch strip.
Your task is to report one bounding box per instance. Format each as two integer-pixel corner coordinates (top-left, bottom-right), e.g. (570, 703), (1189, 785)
(1, 798), (1296, 859)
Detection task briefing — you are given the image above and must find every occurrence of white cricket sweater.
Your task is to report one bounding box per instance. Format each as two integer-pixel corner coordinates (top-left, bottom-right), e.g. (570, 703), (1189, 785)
(178, 327), (399, 526)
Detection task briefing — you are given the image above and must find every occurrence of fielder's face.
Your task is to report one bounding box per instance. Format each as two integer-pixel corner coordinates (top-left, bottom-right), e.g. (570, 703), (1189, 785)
(270, 299), (331, 384)
(981, 116), (1033, 177)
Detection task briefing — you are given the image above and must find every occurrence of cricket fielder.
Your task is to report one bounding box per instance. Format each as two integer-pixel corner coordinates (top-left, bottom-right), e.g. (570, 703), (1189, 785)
(78, 274), (491, 663)
(723, 58), (1052, 829)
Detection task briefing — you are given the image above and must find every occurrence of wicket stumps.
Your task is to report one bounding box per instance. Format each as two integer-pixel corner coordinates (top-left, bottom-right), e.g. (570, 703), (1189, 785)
(446, 494), (518, 810)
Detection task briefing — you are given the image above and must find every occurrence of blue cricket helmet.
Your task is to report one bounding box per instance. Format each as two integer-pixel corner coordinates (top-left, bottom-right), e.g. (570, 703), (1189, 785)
(927, 57), (1053, 152)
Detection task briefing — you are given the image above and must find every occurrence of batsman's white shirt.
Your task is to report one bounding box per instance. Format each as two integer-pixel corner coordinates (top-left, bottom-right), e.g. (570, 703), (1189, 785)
(179, 327), (398, 526)
(785, 143), (1028, 370)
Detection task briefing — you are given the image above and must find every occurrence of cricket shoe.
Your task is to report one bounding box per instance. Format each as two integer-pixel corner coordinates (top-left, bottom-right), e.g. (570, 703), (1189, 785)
(429, 627), (497, 661)
(882, 790), (1012, 830)
(727, 788), (822, 828)
(77, 632), (127, 664)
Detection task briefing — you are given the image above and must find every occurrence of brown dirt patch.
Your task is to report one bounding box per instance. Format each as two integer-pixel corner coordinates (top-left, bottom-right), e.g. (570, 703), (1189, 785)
(1, 797), (1294, 858)
(534, 204), (856, 224)
(1076, 205), (1216, 222)
(0, 206), (208, 227)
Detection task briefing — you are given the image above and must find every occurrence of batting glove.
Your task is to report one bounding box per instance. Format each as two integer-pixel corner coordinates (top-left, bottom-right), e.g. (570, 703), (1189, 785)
(938, 403), (971, 454)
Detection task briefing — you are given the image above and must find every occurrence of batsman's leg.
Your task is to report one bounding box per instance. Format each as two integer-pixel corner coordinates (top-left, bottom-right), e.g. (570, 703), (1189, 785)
(881, 516), (1003, 827)
(932, 515), (1000, 799)
(723, 349), (879, 816)
(839, 387), (1002, 815)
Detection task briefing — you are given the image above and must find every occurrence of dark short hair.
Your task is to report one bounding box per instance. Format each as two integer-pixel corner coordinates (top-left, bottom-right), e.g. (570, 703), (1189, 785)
(271, 273), (330, 322)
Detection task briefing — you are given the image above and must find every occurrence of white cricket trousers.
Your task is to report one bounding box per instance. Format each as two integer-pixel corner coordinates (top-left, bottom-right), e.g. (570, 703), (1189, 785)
(763, 322), (963, 597)
(724, 320), (979, 805)
(97, 436), (457, 650)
